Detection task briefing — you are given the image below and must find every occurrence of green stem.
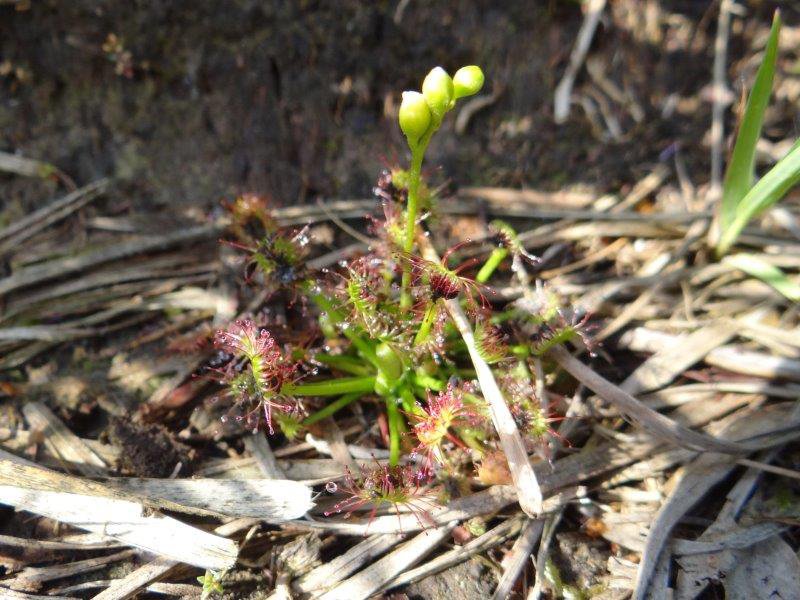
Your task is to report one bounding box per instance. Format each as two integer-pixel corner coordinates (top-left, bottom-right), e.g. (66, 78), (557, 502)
(386, 396), (402, 466)
(510, 344), (531, 358)
(399, 386), (419, 413)
(413, 301), (438, 345)
(400, 147), (426, 309)
(476, 247), (509, 283)
(307, 287), (347, 324)
(411, 372), (445, 392)
(302, 393), (361, 426)
(282, 375), (376, 397)
(314, 353), (372, 376)
(309, 291), (379, 368)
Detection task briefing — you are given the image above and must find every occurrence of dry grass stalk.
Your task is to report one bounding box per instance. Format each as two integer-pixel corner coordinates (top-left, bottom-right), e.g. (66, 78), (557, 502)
(315, 522), (456, 600)
(294, 533), (405, 594)
(620, 327), (800, 382)
(547, 345), (749, 454)
(618, 320), (736, 395)
(633, 402), (800, 598)
(21, 402), (107, 477)
(384, 517), (525, 591)
(5, 550), (136, 592)
(491, 519), (545, 600)
(244, 433), (288, 479)
(0, 178), (106, 251)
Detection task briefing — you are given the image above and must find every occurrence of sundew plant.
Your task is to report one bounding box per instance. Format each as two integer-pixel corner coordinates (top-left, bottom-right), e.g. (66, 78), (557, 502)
(207, 66), (592, 521)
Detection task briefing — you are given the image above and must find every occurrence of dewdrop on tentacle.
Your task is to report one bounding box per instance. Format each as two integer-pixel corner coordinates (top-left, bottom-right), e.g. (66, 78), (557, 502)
(210, 320), (300, 435)
(323, 464), (439, 531)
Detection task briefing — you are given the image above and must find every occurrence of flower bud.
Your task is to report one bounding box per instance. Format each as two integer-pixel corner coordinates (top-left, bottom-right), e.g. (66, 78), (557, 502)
(421, 66), (454, 120)
(399, 91), (431, 146)
(453, 65), (484, 99)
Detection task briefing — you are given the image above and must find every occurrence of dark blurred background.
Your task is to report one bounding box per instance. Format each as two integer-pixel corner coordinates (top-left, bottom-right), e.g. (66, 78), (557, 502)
(2, 1), (795, 216)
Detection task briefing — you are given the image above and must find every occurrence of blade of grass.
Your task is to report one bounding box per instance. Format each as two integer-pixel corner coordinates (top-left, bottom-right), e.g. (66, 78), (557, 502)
(717, 142), (800, 255)
(718, 11), (781, 234)
(722, 253), (800, 302)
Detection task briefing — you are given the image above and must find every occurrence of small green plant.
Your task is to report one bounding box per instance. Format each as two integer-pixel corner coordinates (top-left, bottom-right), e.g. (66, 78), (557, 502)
(715, 11), (800, 258)
(197, 569), (226, 599)
(204, 66), (589, 521)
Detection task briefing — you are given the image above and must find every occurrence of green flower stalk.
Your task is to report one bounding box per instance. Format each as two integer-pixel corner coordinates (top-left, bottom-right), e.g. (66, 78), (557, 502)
(398, 65), (485, 309)
(476, 246), (508, 283)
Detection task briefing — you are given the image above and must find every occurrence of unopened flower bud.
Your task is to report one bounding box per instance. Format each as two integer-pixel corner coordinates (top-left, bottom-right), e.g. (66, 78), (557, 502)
(399, 91), (431, 146)
(453, 65), (484, 99)
(421, 66), (454, 120)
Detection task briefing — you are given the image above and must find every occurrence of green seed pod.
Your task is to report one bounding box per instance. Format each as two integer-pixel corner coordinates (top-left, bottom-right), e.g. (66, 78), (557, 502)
(453, 65), (484, 99)
(398, 91), (431, 146)
(375, 342), (403, 380)
(421, 66), (454, 120)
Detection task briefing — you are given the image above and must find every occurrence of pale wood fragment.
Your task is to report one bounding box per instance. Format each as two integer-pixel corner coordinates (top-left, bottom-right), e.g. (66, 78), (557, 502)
(244, 433), (287, 479)
(22, 402), (107, 477)
(316, 522), (456, 600)
(294, 533), (404, 594)
(0, 461), (238, 570)
(491, 519), (545, 600)
(385, 517), (525, 591)
(102, 477), (313, 520)
(6, 550), (135, 592)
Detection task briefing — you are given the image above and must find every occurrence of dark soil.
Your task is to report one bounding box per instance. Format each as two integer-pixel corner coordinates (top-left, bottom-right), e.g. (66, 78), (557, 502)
(107, 417), (195, 478)
(3, 1), (793, 220)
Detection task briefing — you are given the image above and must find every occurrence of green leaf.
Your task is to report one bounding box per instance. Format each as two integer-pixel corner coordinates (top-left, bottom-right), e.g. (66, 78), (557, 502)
(719, 11), (781, 235)
(723, 253), (800, 302)
(717, 142), (800, 256)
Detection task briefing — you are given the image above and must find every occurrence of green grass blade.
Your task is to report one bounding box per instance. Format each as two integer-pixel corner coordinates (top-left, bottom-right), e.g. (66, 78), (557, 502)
(723, 253), (800, 302)
(719, 10), (781, 235)
(717, 143), (800, 255)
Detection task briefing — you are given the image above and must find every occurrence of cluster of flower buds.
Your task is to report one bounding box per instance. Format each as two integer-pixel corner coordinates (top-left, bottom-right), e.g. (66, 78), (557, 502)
(399, 65), (485, 149)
